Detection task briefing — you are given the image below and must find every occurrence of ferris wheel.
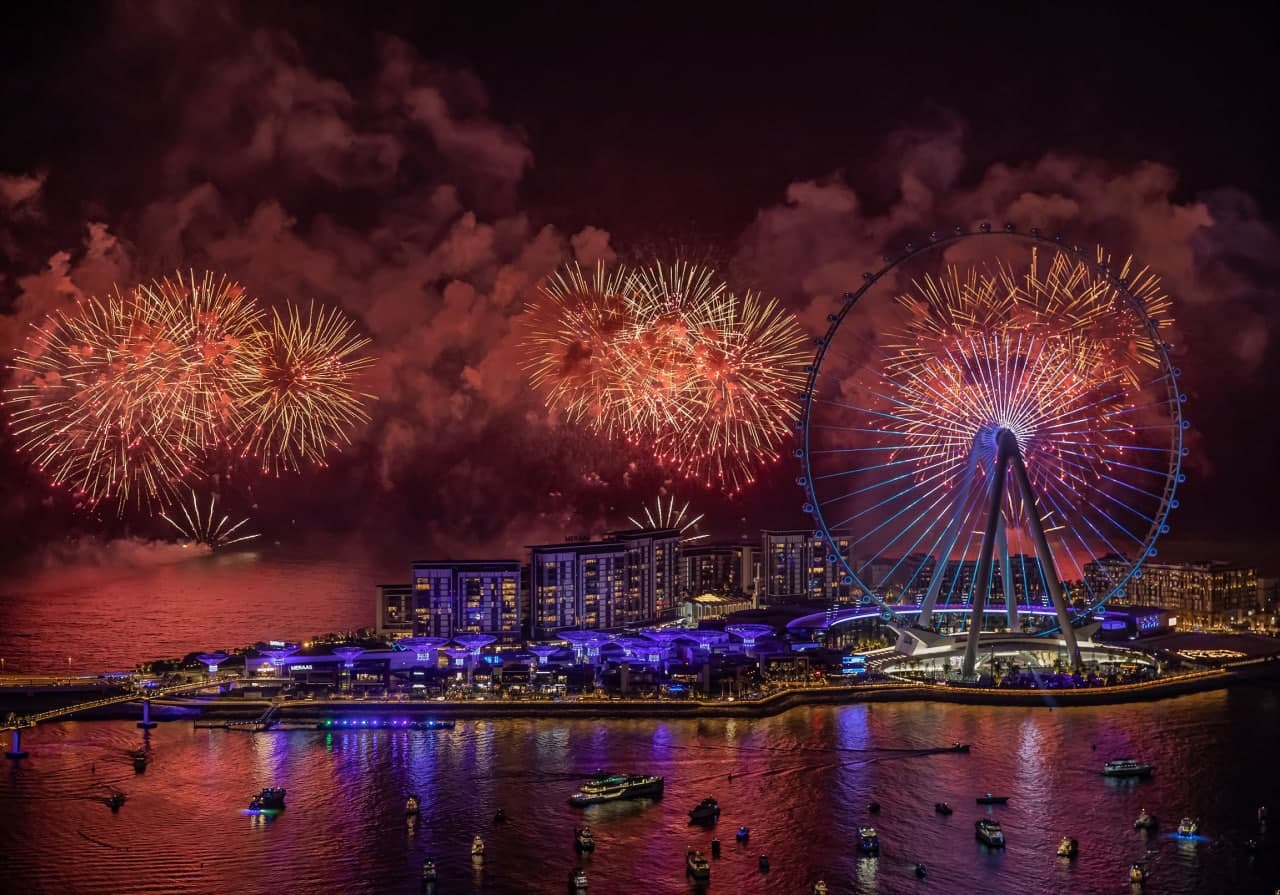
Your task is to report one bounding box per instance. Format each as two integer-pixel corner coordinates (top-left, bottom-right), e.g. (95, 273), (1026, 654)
(796, 226), (1185, 674)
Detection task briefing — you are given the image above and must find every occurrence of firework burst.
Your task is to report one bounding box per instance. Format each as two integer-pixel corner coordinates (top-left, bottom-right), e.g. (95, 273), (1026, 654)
(524, 261), (808, 492)
(627, 494), (709, 543)
(161, 489), (260, 548)
(240, 302), (375, 475)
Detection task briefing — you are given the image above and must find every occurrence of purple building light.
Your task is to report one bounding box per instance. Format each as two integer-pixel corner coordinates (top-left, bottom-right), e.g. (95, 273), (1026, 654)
(559, 630), (614, 663)
(197, 652), (228, 675)
(526, 644), (562, 666)
(641, 628), (684, 669)
(613, 637), (652, 659)
(440, 646), (472, 668)
(332, 646), (365, 668)
(726, 624), (775, 651)
(397, 636), (449, 666)
(453, 633), (497, 659)
(683, 630), (729, 651)
(259, 643), (299, 673)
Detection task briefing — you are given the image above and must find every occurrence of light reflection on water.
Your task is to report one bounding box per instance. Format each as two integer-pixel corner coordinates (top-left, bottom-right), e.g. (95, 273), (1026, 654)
(1, 690), (1277, 894)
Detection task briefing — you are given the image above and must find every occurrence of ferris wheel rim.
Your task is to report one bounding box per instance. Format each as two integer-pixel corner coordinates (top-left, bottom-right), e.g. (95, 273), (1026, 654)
(795, 225), (1185, 628)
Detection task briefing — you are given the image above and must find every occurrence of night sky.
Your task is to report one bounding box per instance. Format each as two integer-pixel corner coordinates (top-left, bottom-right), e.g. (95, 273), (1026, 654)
(1, 4), (1276, 571)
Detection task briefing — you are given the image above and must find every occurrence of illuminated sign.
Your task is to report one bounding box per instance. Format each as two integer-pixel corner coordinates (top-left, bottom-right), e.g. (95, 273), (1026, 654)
(269, 640), (287, 647)
(291, 664), (314, 671)
(841, 655), (868, 676)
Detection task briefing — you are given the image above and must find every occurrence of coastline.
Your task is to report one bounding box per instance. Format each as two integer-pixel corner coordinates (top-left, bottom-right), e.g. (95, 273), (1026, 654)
(44, 662), (1275, 724)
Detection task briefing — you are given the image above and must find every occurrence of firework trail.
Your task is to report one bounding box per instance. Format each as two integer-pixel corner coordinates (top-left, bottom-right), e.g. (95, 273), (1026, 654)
(627, 494), (709, 543)
(160, 489), (260, 548)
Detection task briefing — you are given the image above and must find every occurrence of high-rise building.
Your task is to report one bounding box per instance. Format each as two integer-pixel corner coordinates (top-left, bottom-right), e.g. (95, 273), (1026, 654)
(374, 584), (413, 638)
(411, 561), (522, 642)
(1084, 556), (1260, 626)
(530, 529), (680, 637)
(681, 545), (743, 594)
(761, 530), (855, 604)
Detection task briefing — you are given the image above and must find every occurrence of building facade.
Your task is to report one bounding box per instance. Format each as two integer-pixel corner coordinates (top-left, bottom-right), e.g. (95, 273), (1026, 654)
(374, 584), (414, 638)
(530, 528), (680, 637)
(680, 544), (757, 597)
(411, 561), (522, 642)
(761, 530), (855, 604)
(1084, 556), (1261, 626)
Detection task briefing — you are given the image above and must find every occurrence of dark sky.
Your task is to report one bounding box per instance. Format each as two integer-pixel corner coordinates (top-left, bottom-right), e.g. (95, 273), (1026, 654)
(1, 4), (1276, 571)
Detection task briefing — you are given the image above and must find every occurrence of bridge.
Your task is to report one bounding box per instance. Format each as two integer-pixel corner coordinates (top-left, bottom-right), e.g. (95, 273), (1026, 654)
(3, 675), (239, 759)
(785, 603), (1065, 635)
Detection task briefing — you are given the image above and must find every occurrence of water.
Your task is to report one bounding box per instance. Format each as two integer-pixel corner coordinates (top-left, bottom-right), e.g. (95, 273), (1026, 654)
(0, 549), (394, 673)
(3, 690), (1278, 894)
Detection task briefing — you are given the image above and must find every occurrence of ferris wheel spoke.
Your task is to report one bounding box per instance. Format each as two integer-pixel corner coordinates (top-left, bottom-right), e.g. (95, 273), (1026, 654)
(814, 451), (958, 486)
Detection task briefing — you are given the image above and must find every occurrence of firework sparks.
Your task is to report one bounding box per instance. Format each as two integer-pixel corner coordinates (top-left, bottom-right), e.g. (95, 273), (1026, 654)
(4, 273), (374, 508)
(161, 490), (260, 548)
(241, 301), (375, 475)
(524, 261), (808, 492)
(627, 494), (709, 543)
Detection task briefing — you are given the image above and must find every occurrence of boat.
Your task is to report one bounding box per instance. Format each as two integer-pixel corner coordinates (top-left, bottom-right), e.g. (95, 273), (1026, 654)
(1177, 817), (1198, 837)
(867, 800), (881, 813)
(758, 854), (770, 872)
(249, 787), (286, 811)
(568, 771), (665, 806)
(915, 863), (927, 879)
(494, 807), (506, 824)
(935, 802), (953, 815)
(1103, 758), (1153, 778)
(108, 792), (126, 811)
(568, 868), (589, 891)
(1134, 809), (1157, 830)
(1056, 836), (1079, 858)
(575, 826), (595, 852)
(736, 826), (749, 842)
(710, 838), (721, 858)
(686, 848), (711, 879)
(859, 826), (880, 855)
(1260, 805), (1269, 824)
(1246, 838), (1260, 854)
(471, 835), (485, 857)
(689, 797), (720, 824)
(405, 794), (420, 816)
(976, 793), (1009, 805)
(812, 882), (829, 895)
(131, 749), (148, 773)
(952, 742), (971, 753)
(1129, 863), (1148, 885)
(975, 818), (1005, 847)
(421, 859), (437, 882)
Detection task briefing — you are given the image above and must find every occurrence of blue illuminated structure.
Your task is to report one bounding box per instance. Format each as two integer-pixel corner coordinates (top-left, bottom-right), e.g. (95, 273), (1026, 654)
(453, 633), (497, 661)
(259, 643), (300, 673)
(683, 630), (729, 652)
(725, 624), (775, 652)
(332, 646), (365, 690)
(526, 644), (562, 666)
(560, 630), (614, 664)
(197, 652), (228, 675)
(797, 228), (1184, 675)
(397, 636), (449, 666)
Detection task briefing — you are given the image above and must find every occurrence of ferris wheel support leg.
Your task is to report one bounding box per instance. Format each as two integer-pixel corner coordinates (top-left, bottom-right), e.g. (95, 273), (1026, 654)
(961, 447), (1011, 679)
(998, 518), (1017, 631)
(1007, 449), (1083, 673)
(919, 441), (982, 630)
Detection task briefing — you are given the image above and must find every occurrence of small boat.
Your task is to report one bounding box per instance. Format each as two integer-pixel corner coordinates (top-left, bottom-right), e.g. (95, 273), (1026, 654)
(1177, 817), (1198, 838)
(812, 882), (829, 895)
(867, 800), (881, 813)
(1129, 863), (1148, 885)
(975, 818), (1005, 847)
(575, 826), (595, 852)
(405, 794), (420, 816)
(1133, 809), (1157, 830)
(421, 859), (437, 882)
(710, 838), (721, 858)
(1056, 836), (1079, 858)
(1103, 758), (1154, 778)
(976, 793), (1009, 805)
(915, 863), (927, 879)
(249, 787), (286, 811)
(935, 802), (953, 816)
(758, 854), (770, 872)
(471, 835), (485, 857)
(494, 807), (506, 824)
(686, 848), (711, 880)
(952, 742), (971, 753)
(1259, 805), (1269, 824)
(568, 868), (589, 891)
(859, 826), (879, 855)
(689, 797), (720, 824)
(736, 826), (750, 842)
(131, 749), (148, 773)
(108, 792), (126, 811)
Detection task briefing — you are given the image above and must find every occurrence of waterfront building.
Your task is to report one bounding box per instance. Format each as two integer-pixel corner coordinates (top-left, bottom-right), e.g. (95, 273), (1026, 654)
(530, 528), (680, 637)
(1084, 556), (1261, 626)
(374, 584), (414, 638)
(681, 543), (756, 597)
(761, 530), (855, 604)
(679, 592), (754, 624)
(411, 561), (522, 642)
